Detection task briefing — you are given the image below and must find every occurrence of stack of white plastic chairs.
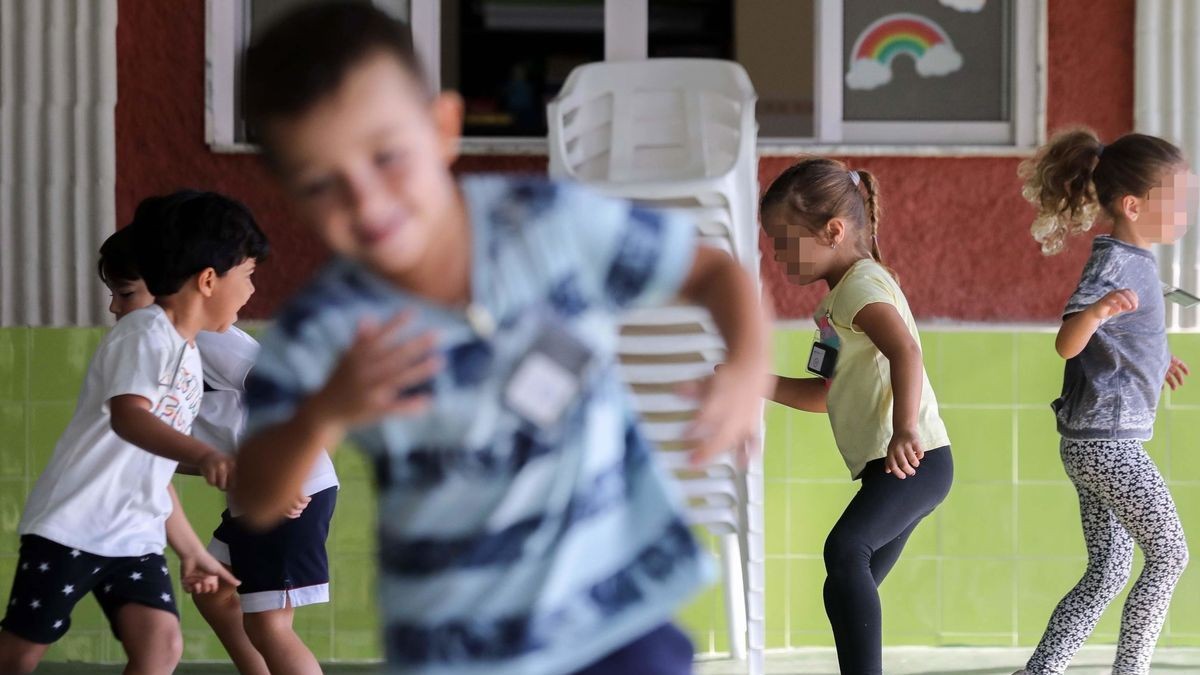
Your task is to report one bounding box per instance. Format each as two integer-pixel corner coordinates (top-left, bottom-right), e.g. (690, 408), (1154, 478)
(548, 59), (764, 675)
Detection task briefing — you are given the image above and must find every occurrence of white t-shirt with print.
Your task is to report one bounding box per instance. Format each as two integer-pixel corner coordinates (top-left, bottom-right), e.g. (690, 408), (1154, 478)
(19, 305), (203, 558)
(193, 327), (338, 500)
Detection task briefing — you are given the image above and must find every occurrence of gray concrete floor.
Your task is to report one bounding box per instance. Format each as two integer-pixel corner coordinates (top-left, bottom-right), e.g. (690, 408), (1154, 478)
(694, 646), (1200, 674)
(34, 647), (1200, 674)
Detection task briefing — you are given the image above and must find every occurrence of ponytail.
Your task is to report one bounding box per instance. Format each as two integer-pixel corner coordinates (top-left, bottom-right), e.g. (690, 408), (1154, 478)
(856, 169), (884, 267)
(1020, 127), (1184, 255)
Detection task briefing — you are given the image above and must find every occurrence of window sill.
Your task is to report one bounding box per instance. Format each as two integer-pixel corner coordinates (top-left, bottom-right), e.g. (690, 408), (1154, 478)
(206, 138), (554, 156)
(756, 142), (1037, 158)
(456, 137), (1039, 158)
(207, 138), (1038, 158)
(209, 142), (262, 155)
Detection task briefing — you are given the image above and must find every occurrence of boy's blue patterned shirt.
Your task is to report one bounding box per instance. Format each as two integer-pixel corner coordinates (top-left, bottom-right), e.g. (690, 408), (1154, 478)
(246, 176), (711, 675)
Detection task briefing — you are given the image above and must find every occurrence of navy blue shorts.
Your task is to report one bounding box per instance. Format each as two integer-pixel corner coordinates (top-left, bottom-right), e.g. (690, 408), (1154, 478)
(1, 535), (177, 644)
(207, 486), (337, 613)
(571, 624), (694, 675)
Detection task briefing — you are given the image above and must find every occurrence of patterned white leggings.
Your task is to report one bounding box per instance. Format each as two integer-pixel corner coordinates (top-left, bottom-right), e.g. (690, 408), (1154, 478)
(1026, 439), (1189, 675)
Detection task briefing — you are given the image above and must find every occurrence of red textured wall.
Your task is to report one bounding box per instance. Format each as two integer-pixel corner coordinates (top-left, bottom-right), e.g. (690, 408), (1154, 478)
(116, 0), (1133, 322)
(761, 0), (1134, 322)
(117, 0), (308, 320)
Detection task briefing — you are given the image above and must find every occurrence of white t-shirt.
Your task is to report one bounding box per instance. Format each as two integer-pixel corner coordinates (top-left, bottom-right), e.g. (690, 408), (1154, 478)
(19, 305), (203, 558)
(193, 327), (339, 500)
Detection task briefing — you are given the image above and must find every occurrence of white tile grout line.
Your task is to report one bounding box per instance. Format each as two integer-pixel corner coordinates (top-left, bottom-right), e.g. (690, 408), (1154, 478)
(784, 409), (793, 649)
(775, 319), (1200, 335)
(24, 328), (31, 498)
(1011, 332), (1022, 647)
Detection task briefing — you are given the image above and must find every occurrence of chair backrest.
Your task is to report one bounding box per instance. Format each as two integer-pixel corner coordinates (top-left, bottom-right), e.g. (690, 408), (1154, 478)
(549, 59), (765, 672)
(548, 57), (761, 527)
(548, 59), (757, 184)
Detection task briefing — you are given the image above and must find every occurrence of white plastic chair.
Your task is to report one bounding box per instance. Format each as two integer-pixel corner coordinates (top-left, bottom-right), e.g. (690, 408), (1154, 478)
(618, 331), (751, 663)
(622, 305), (717, 332)
(617, 327), (759, 666)
(548, 59), (765, 675)
(548, 58), (761, 283)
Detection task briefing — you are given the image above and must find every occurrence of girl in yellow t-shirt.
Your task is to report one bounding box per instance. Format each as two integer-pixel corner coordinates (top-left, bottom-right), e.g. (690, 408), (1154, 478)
(760, 157), (953, 675)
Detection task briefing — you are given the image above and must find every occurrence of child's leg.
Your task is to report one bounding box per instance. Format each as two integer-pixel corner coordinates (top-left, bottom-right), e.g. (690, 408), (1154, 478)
(0, 535), (118, 673)
(0, 631), (49, 674)
(93, 550), (183, 675)
(195, 527), (271, 675)
(822, 447), (953, 675)
(1024, 468), (1132, 674)
(867, 519), (921, 586)
(1097, 442), (1187, 674)
(114, 603), (182, 675)
(193, 578), (270, 675)
(231, 486), (337, 675)
(1024, 439), (1188, 675)
(242, 601), (322, 675)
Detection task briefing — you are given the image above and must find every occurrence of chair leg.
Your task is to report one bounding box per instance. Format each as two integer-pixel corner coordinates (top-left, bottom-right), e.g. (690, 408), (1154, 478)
(747, 593), (764, 675)
(719, 531), (747, 660)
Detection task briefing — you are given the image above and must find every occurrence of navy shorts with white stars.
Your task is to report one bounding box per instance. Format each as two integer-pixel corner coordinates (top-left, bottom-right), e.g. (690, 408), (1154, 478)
(0, 535), (178, 644)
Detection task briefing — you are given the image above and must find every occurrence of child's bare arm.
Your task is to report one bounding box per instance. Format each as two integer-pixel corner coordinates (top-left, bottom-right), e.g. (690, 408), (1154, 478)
(235, 405), (344, 529)
(164, 483), (205, 562)
(854, 302), (924, 479)
(109, 395), (234, 489)
(770, 376), (828, 413)
(234, 314), (440, 528)
(677, 246), (772, 465)
(164, 483), (239, 594)
(1056, 289), (1138, 359)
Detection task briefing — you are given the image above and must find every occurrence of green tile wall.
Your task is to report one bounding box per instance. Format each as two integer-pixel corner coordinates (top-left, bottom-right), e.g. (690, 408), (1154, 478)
(1, 326), (1199, 664)
(744, 329), (1200, 652)
(0, 326), (382, 663)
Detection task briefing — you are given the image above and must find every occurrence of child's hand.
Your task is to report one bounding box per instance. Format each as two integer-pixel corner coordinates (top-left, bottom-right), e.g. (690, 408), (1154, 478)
(1167, 354), (1190, 390)
(285, 494), (312, 519)
(885, 429), (925, 479)
(310, 313), (442, 429)
(180, 550), (239, 595)
(682, 362), (772, 466)
(199, 451), (235, 491)
(1088, 289), (1139, 321)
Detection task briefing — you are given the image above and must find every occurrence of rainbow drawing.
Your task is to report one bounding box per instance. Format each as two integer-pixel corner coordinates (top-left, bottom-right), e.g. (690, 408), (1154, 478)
(854, 14), (950, 64)
(845, 13), (964, 91)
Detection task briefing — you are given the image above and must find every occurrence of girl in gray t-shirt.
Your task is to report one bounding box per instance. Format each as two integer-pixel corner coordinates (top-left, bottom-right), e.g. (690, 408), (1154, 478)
(1013, 129), (1196, 675)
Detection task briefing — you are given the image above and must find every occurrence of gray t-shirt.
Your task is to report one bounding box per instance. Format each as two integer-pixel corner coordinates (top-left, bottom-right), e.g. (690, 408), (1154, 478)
(1053, 236), (1169, 440)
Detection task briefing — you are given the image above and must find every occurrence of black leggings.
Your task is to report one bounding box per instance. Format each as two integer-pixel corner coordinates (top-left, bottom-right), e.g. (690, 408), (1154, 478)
(823, 446), (953, 675)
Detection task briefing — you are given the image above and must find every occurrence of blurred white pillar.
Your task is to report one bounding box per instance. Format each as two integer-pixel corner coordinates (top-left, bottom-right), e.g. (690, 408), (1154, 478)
(1136, 0), (1200, 329)
(0, 0), (117, 326)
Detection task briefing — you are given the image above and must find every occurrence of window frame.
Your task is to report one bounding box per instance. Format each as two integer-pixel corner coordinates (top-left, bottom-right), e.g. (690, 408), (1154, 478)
(204, 0), (423, 153)
(816, 0), (1042, 149)
(206, 0), (1045, 155)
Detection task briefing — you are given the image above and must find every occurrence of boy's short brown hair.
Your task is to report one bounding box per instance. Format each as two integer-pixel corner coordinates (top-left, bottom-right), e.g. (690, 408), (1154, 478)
(98, 225), (140, 287)
(243, 2), (426, 150)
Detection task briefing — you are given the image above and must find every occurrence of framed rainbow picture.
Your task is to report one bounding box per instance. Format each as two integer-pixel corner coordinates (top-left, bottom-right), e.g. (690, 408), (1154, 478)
(845, 13), (964, 91)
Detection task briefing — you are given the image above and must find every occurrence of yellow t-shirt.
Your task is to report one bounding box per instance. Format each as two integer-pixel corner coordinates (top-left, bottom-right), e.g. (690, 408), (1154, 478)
(814, 259), (950, 479)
